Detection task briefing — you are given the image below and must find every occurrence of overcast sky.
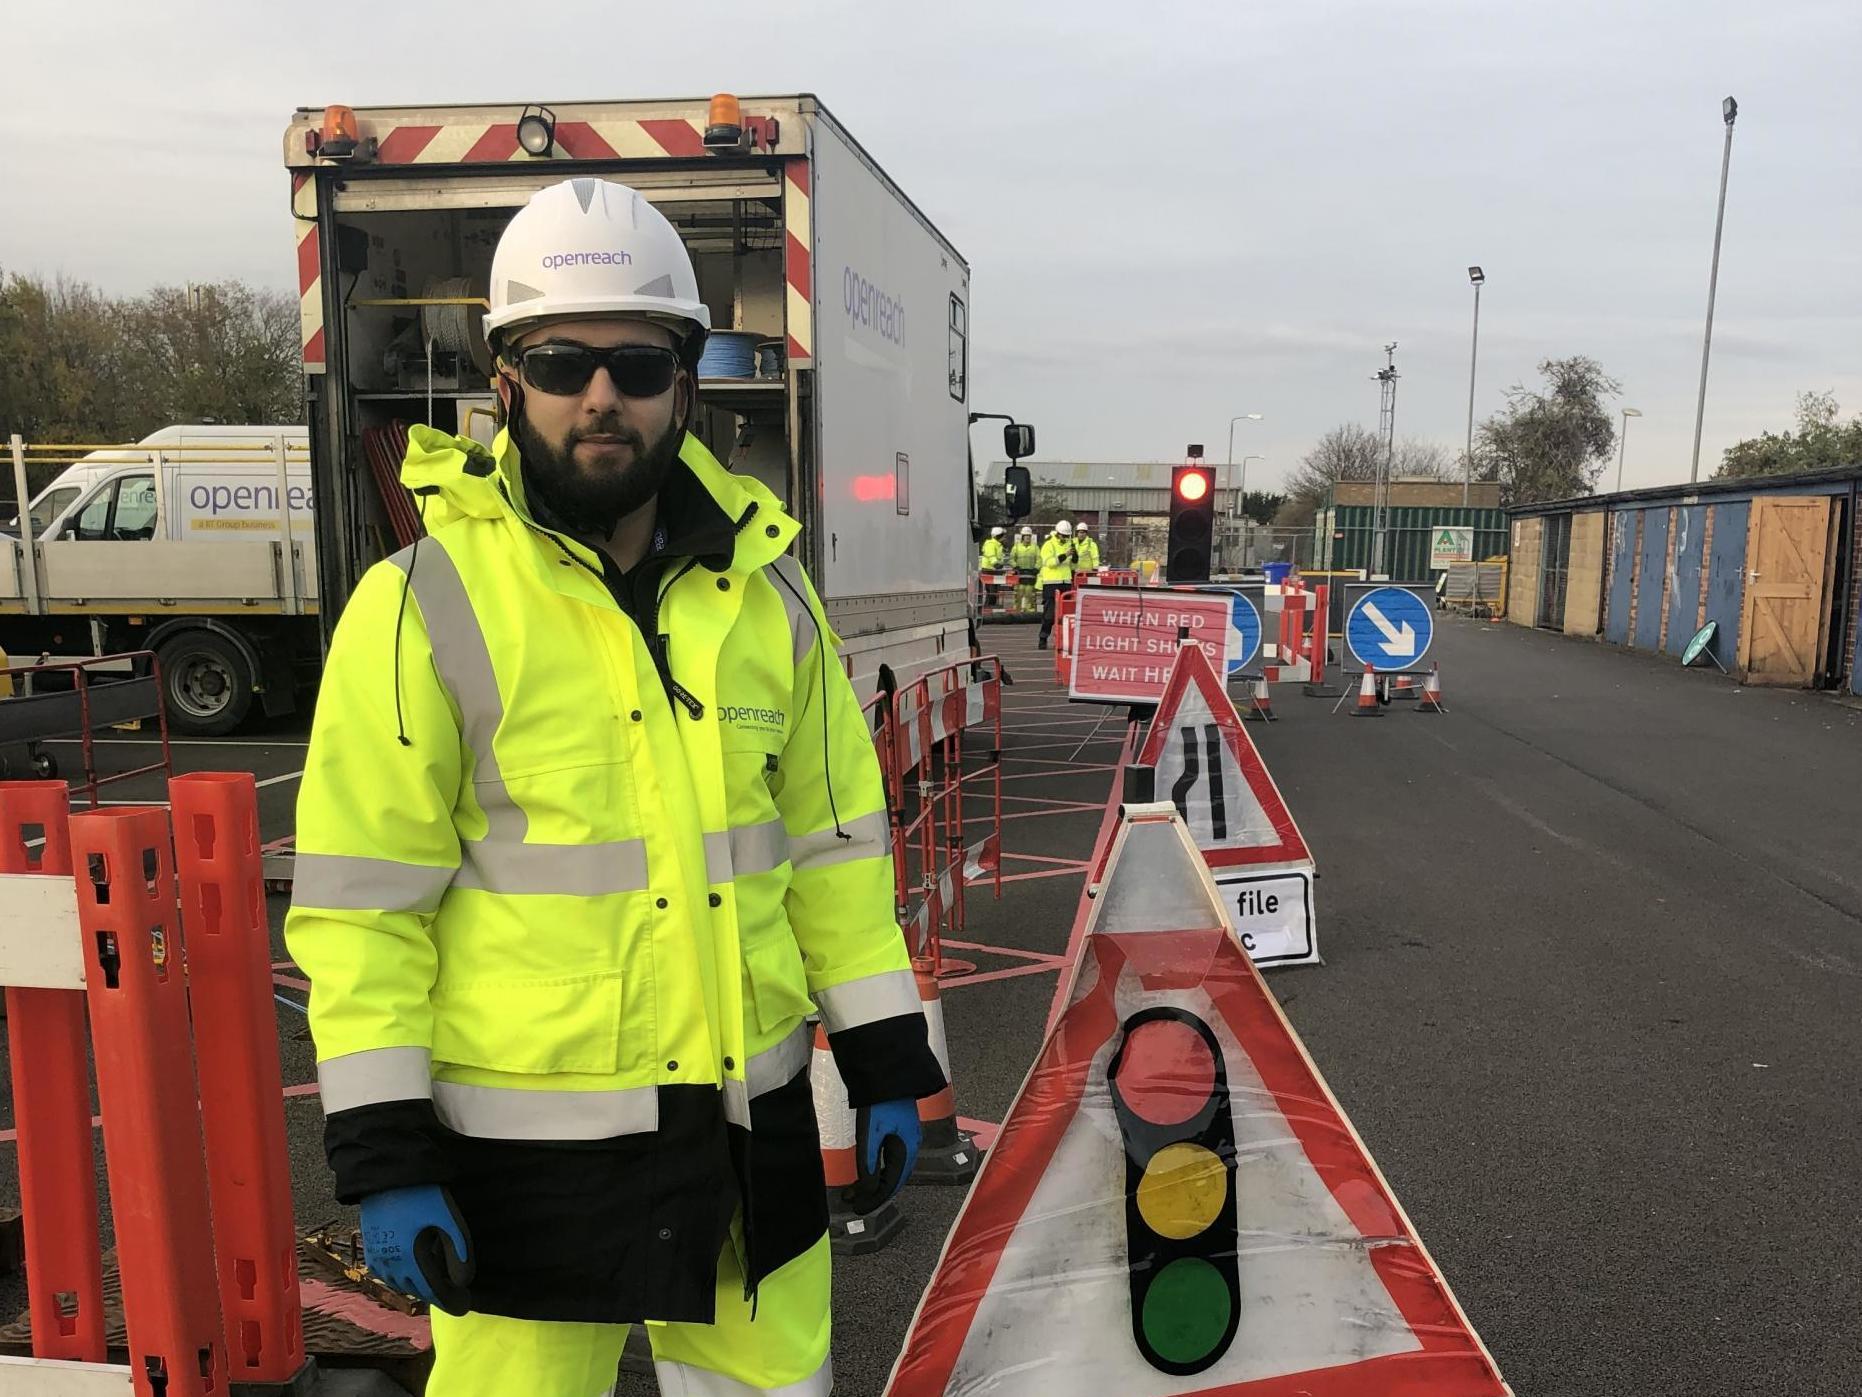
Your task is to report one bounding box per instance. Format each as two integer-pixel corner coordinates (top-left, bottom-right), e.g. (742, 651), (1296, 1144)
(4, 0), (1858, 491)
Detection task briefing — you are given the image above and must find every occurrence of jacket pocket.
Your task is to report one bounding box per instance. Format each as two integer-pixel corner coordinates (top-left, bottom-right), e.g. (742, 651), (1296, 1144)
(742, 933), (814, 1035)
(431, 972), (623, 1075)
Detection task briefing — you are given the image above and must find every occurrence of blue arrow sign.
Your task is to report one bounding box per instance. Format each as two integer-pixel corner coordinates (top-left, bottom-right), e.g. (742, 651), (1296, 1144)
(1345, 586), (1434, 671)
(1226, 593), (1262, 674)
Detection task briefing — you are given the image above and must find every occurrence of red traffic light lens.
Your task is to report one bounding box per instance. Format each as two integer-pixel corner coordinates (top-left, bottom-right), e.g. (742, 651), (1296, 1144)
(1115, 1018), (1216, 1126)
(1177, 470), (1210, 503)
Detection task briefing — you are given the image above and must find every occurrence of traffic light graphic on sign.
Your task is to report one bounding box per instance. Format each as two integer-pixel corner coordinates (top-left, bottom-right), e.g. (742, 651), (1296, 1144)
(1167, 465), (1216, 582)
(1107, 1006), (1240, 1375)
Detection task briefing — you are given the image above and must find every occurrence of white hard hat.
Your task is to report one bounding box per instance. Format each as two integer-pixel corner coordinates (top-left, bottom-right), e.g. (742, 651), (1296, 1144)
(484, 178), (710, 360)
(1077, 522), (1092, 534)
(1055, 520), (1073, 536)
(990, 526), (1006, 537)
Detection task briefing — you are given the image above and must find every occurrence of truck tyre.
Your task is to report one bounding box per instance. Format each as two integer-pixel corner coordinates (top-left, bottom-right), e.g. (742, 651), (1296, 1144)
(157, 631), (254, 737)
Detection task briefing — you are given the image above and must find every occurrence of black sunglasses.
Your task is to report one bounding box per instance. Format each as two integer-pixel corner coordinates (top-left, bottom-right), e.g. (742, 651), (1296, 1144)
(514, 342), (682, 398)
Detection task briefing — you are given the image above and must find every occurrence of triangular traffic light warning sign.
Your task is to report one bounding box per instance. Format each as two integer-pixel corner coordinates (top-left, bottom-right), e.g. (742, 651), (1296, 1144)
(886, 808), (1510, 1397)
(1135, 642), (1311, 869)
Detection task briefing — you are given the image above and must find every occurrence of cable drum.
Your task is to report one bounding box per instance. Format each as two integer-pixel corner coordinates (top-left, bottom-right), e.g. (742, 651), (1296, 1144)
(697, 330), (759, 379)
(421, 277), (493, 376)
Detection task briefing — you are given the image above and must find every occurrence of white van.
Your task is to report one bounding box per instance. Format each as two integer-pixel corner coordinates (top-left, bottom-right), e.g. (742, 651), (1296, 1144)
(13, 424), (311, 543)
(0, 424), (318, 737)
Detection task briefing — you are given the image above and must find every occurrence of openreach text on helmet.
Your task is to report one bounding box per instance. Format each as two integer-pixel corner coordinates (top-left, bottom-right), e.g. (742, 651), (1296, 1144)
(541, 250), (634, 269)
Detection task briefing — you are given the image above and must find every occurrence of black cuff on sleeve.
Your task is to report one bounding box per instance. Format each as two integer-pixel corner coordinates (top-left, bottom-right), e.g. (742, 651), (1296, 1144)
(826, 1012), (947, 1109)
(324, 1099), (458, 1204)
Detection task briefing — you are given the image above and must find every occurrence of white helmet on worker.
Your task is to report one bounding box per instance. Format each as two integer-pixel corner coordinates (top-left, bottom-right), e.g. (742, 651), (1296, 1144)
(484, 178), (710, 365)
(990, 526), (1006, 537)
(1054, 519), (1073, 536)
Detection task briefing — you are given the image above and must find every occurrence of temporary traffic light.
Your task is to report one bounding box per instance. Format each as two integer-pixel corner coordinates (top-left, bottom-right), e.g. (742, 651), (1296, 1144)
(1108, 1006), (1239, 1375)
(1167, 465), (1216, 582)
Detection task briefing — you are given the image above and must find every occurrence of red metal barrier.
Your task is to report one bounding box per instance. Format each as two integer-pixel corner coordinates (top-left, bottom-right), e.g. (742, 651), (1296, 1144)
(0, 781), (105, 1363)
(0, 652), (172, 809)
(888, 657), (1004, 977)
(72, 804), (227, 1397)
(171, 773), (307, 1385)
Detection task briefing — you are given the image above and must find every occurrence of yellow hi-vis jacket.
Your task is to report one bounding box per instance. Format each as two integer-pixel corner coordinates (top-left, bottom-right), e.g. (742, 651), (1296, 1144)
(1075, 535), (1102, 570)
(978, 535), (1005, 570)
(1038, 533), (1078, 585)
(286, 424), (942, 1324)
(1009, 537), (1041, 572)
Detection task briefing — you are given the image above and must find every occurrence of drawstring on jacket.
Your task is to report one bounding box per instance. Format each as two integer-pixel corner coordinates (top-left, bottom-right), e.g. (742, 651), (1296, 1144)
(391, 491), (435, 747)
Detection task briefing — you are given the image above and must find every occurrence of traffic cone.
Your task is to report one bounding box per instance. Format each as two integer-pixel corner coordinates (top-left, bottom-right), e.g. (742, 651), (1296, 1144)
(1390, 673), (1419, 701)
(812, 1021), (905, 1254)
(1351, 666), (1382, 717)
(1418, 663), (1446, 714)
(1243, 676), (1276, 723)
(911, 957), (978, 1184)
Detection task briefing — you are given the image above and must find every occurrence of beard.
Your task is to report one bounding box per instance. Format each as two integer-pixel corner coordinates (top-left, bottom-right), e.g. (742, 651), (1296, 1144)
(514, 405), (685, 540)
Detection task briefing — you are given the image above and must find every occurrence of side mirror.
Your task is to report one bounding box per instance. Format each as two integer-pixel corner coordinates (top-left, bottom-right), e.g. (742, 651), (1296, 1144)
(1004, 423), (1036, 460)
(1004, 464), (1032, 521)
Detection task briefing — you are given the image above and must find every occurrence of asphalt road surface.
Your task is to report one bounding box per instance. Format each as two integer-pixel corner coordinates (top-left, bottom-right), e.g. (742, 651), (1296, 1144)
(4, 611), (1859, 1395)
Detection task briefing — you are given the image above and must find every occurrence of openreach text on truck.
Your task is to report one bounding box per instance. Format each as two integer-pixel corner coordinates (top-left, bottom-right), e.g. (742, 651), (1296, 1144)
(0, 424), (316, 735)
(286, 92), (1018, 701)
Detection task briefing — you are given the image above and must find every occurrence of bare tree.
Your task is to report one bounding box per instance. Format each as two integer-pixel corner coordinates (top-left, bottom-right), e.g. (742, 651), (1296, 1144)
(1280, 424), (1452, 529)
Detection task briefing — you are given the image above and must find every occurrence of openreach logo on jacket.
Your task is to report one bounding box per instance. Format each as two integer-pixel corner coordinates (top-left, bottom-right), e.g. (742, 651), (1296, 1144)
(542, 250), (633, 269)
(720, 703), (787, 743)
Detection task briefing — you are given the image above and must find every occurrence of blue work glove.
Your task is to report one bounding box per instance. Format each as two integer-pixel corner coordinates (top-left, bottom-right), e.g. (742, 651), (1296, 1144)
(359, 1184), (474, 1312)
(843, 1099), (921, 1214)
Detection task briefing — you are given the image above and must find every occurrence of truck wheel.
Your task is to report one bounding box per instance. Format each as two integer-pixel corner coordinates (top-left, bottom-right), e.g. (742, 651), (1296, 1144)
(31, 749), (57, 780)
(157, 632), (254, 737)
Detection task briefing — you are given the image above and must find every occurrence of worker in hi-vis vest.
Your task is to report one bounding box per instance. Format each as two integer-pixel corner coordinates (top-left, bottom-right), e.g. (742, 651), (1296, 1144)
(1037, 519), (1078, 648)
(286, 178), (944, 1396)
(1009, 526), (1041, 613)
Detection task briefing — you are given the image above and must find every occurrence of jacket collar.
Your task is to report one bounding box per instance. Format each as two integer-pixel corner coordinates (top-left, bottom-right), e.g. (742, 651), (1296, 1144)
(399, 423), (800, 575)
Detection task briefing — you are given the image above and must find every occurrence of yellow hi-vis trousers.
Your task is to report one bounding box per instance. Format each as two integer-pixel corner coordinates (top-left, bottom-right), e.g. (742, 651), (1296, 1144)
(427, 1234), (832, 1396)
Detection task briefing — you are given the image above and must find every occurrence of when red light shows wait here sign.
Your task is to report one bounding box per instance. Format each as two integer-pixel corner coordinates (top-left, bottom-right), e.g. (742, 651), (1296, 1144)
(1068, 588), (1233, 704)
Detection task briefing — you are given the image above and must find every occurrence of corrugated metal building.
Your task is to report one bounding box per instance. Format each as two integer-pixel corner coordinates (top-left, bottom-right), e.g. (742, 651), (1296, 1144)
(1314, 480), (1509, 579)
(1507, 467), (1862, 693)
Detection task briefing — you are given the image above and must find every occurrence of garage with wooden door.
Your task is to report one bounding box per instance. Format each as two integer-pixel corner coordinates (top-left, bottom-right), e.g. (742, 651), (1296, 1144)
(1506, 468), (1862, 692)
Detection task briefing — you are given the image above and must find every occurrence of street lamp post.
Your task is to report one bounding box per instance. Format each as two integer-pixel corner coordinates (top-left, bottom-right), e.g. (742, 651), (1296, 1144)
(1238, 454), (1264, 565)
(1225, 413), (1261, 567)
(1689, 96), (1738, 484)
(1616, 408), (1642, 493)
(1464, 266), (1484, 505)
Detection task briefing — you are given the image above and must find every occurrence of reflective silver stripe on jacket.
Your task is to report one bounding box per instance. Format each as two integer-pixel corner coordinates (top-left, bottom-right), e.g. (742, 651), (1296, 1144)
(723, 1021), (813, 1128)
(703, 818), (792, 884)
(291, 853), (455, 914)
(813, 968), (922, 1035)
(432, 1079), (659, 1140)
(454, 836), (650, 897)
(390, 540), (527, 843)
(653, 1352), (832, 1397)
(432, 1025), (812, 1140)
(319, 1046), (433, 1113)
(764, 555), (818, 671)
(789, 809), (891, 873)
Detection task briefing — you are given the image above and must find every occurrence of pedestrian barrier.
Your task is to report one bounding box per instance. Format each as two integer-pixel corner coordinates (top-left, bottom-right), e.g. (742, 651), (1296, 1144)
(887, 656), (1004, 978)
(0, 775), (310, 1397)
(0, 652), (173, 805)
